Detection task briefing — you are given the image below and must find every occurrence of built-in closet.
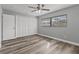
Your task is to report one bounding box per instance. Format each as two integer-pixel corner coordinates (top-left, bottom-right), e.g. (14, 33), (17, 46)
(2, 14), (37, 40)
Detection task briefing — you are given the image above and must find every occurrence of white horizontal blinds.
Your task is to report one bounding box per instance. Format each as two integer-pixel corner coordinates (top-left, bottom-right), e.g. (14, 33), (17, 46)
(41, 18), (50, 27)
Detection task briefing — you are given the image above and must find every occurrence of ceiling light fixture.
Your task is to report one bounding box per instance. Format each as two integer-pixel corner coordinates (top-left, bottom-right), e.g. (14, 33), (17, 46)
(28, 4), (50, 13)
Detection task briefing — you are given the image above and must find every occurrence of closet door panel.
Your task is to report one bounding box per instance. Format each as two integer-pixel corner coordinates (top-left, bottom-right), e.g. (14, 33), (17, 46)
(16, 16), (29, 37)
(28, 18), (37, 35)
(3, 14), (15, 40)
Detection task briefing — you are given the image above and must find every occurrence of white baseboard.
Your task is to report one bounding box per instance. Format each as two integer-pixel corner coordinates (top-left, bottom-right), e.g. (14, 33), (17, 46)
(38, 34), (79, 46)
(3, 33), (37, 41)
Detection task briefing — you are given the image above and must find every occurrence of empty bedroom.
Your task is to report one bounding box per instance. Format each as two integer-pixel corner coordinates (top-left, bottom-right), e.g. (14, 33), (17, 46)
(0, 4), (79, 54)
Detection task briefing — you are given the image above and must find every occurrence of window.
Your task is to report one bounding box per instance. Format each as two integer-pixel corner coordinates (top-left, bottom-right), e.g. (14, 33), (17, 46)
(52, 14), (67, 27)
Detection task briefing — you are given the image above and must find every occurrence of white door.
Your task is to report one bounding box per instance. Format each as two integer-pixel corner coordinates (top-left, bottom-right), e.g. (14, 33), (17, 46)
(3, 14), (15, 40)
(28, 18), (37, 35)
(16, 16), (29, 37)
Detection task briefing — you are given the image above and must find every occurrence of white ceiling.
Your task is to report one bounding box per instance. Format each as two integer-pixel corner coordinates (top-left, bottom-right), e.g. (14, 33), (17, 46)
(1, 4), (74, 16)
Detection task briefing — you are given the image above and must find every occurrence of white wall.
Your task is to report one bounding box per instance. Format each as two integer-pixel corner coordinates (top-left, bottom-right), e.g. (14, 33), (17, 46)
(38, 5), (79, 44)
(0, 5), (2, 48)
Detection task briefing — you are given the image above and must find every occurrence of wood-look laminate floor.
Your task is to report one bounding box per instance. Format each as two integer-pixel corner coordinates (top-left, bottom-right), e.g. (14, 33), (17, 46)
(0, 34), (79, 54)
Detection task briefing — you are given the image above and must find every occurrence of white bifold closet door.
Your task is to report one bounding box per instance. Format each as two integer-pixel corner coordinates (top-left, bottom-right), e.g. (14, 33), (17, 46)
(16, 15), (37, 37)
(3, 14), (15, 40)
(16, 16), (29, 37)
